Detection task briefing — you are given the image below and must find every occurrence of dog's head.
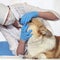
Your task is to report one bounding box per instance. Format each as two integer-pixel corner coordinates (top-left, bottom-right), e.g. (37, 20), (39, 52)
(28, 17), (52, 38)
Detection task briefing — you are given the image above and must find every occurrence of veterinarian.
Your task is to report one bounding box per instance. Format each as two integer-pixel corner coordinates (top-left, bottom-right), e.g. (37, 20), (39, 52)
(0, 3), (60, 56)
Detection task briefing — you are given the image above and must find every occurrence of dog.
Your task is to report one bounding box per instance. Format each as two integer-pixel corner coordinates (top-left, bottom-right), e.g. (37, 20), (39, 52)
(24, 17), (60, 59)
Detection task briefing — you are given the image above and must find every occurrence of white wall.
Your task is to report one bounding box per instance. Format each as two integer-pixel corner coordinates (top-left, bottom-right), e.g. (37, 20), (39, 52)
(11, 0), (54, 9)
(0, 0), (59, 10)
(0, 0), (55, 9)
(1, 0), (59, 11)
(0, 0), (9, 5)
(54, 0), (60, 14)
(0, 0), (59, 11)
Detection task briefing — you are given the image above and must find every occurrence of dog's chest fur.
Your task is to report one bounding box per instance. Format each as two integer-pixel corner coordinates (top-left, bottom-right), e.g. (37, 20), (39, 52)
(27, 34), (56, 58)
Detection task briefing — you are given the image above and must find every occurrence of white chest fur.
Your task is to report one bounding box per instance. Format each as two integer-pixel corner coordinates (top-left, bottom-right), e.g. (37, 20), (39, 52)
(27, 35), (56, 57)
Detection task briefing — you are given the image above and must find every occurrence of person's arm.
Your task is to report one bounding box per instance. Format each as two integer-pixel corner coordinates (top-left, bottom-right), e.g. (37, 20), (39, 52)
(39, 12), (59, 20)
(16, 40), (25, 55)
(16, 24), (32, 55)
(20, 11), (59, 25)
(13, 20), (21, 29)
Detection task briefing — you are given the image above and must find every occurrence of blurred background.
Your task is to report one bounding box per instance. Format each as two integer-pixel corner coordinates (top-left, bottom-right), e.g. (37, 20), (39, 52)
(0, 0), (60, 11)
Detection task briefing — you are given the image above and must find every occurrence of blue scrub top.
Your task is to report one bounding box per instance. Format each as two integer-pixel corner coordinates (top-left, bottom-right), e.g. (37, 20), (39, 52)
(0, 41), (14, 56)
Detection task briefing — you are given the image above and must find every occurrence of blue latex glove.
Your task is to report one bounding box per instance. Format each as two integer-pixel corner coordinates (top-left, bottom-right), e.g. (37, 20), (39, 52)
(20, 24), (32, 42)
(0, 42), (14, 56)
(20, 11), (38, 25)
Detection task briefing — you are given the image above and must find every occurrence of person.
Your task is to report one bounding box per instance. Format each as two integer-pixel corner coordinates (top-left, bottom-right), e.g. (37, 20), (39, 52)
(0, 3), (59, 56)
(0, 3), (32, 56)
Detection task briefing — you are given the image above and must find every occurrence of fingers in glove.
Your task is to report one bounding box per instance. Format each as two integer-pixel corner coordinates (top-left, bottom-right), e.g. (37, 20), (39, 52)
(27, 33), (32, 39)
(26, 30), (32, 35)
(24, 24), (29, 32)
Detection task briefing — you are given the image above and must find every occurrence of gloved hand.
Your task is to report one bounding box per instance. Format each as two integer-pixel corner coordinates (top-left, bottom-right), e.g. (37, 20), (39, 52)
(20, 24), (32, 42)
(20, 11), (39, 25)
